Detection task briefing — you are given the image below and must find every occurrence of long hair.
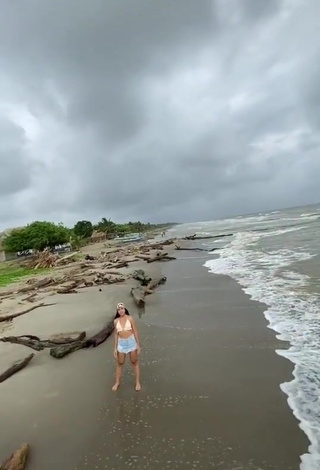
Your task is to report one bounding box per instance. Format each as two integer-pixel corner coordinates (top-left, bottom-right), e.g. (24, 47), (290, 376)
(114, 307), (130, 319)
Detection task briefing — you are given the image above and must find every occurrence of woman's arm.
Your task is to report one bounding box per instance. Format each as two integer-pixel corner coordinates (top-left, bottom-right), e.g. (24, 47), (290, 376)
(113, 320), (118, 357)
(130, 317), (141, 354)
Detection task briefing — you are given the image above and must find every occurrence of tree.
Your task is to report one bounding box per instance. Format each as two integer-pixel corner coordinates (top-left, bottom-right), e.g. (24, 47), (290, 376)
(70, 234), (83, 250)
(3, 221), (70, 252)
(73, 220), (93, 238)
(3, 229), (30, 253)
(95, 218), (117, 235)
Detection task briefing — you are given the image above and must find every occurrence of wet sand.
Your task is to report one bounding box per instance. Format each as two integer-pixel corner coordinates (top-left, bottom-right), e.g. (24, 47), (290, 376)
(0, 251), (309, 469)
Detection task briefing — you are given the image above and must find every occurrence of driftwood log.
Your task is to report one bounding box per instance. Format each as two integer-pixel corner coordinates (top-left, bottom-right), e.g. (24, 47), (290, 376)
(0, 303), (55, 323)
(131, 286), (146, 307)
(183, 233), (233, 240)
(108, 261), (129, 269)
(135, 252), (175, 263)
(131, 273), (167, 307)
(50, 341), (84, 359)
(49, 332), (86, 344)
(0, 278), (55, 299)
(56, 280), (82, 294)
(0, 443), (29, 470)
(104, 276), (126, 285)
(175, 245), (208, 252)
(146, 252), (176, 263)
(84, 319), (115, 348)
(142, 244), (164, 251)
(50, 323), (114, 358)
(132, 269), (152, 286)
(145, 276), (167, 293)
(93, 273), (125, 285)
(21, 293), (37, 303)
(0, 354), (35, 383)
(146, 239), (175, 248)
(135, 255), (152, 261)
(0, 332), (86, 352)
(0, 336), (46, 351)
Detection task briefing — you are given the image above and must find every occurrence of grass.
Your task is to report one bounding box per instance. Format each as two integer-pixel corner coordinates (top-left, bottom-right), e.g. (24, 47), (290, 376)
(0, 262), (49, 287)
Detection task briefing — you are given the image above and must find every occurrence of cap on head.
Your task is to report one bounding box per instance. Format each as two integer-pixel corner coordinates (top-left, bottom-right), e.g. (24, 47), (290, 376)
(117, 302), (125, 309)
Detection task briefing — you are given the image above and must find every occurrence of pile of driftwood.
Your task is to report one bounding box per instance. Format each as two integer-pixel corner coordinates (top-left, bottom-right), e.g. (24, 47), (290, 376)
(0, 237), (178, 382)
(0, 265), (170, 381)
(1, 240), (177, 300)
(0, 323), (116, 384)
(25, 251), (78, 269)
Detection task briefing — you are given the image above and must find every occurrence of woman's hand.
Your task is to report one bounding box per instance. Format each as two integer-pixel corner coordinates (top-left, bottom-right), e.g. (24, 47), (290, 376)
(113, 348), (117, 358)
(137, 346), (141, 356)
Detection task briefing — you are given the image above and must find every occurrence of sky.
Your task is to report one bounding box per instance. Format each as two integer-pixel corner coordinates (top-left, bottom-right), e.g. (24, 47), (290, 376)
(0, 0), (320, 230)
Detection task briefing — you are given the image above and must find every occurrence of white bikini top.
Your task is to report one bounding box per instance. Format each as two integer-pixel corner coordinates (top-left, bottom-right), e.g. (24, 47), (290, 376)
(116, 317), (132, 333)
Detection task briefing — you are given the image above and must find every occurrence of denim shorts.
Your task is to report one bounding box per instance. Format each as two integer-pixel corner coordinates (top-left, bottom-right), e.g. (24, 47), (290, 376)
(117, 335), (137, 354)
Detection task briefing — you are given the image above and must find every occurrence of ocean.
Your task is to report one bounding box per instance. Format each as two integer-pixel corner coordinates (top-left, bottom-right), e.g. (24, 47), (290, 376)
(167, 203), (320, 470)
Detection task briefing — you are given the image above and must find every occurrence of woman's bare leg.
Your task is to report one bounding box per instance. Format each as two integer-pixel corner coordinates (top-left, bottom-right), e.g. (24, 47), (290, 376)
(112, 353), (126, 391)
(130, 350), (141, 391)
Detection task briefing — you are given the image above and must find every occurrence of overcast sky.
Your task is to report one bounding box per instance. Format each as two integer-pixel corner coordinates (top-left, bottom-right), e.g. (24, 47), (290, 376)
(0, 0), (319, 229)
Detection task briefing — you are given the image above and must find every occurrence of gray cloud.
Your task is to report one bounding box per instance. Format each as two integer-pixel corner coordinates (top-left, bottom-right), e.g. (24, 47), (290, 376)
(0, 117), (35, 196)
(0, 0), (320, 229)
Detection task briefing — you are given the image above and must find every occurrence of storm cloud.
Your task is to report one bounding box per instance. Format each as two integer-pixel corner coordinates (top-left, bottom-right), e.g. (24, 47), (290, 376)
(0, 0), (319, 229)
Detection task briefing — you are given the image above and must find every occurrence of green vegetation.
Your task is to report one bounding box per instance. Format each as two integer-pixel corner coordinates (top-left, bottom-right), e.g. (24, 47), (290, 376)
(0, 264), (49, 287)
(93, 218), (171, 237)
(73, 220), (93, 238)
(3, 221), (71, 253)
(2, 217), (175, 254)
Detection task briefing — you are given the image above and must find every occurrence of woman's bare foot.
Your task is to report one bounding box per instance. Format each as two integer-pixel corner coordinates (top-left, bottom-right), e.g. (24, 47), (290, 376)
(112, 382), (120, 391)
(135, 383), (141, 391)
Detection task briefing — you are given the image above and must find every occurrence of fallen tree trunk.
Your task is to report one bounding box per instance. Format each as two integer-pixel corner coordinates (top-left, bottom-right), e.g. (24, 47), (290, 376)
(0, 354), (35, 383)
(50, 324), (114, 358)
(131, 272), (169, 307)
(0, 336), (46, 351)
(21, 292), (37, 302)
(135, 254), (152, 261)
(146, 252), (176, 263)
(56, 281), (80, 294)
(27, 277), (55, 289)
(141, 244), (164, 251)
(130, 286), (146, 307)
(145, 276), (167, 292)
(108, 261), (129, 269)
(0, 303), (55, 323)
(104, 276), (126, 285)
(0, 443), (29, 470)
(49, 331), (86, 344)
(0, 332), (86, 351)
(0, 278), (55, 298)
(50, 341), (84, 359)
(183, 233), (233, 240)
(161, 238), (176, 245)
(93, 273), (126, 285)
(55, 252), (78, 265)
(175, 245), (208, 251)
(103, 270), (126, 276)
(132, 269), (152, 286)
(84, 320), (115, 348)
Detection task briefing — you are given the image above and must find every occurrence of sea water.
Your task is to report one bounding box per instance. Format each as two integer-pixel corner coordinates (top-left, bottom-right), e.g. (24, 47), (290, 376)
(168, 203), (320, 470)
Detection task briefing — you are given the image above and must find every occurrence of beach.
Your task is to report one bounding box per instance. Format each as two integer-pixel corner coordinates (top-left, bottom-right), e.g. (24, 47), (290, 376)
(0, 244), (309, 469)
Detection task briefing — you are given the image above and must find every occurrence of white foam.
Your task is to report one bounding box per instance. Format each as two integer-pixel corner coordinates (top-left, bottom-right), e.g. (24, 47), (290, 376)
(204, 229), (320, 469)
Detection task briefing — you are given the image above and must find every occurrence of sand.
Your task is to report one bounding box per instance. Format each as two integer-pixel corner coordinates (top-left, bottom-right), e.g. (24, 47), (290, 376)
(0, 248), (310, 469)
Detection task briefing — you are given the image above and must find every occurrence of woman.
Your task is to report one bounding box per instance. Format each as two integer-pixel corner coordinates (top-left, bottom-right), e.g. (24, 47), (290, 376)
(112, 302), (141, 391)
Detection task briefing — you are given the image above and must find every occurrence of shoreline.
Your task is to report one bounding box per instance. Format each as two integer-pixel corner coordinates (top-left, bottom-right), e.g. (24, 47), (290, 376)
(0, 239), (310, 469)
